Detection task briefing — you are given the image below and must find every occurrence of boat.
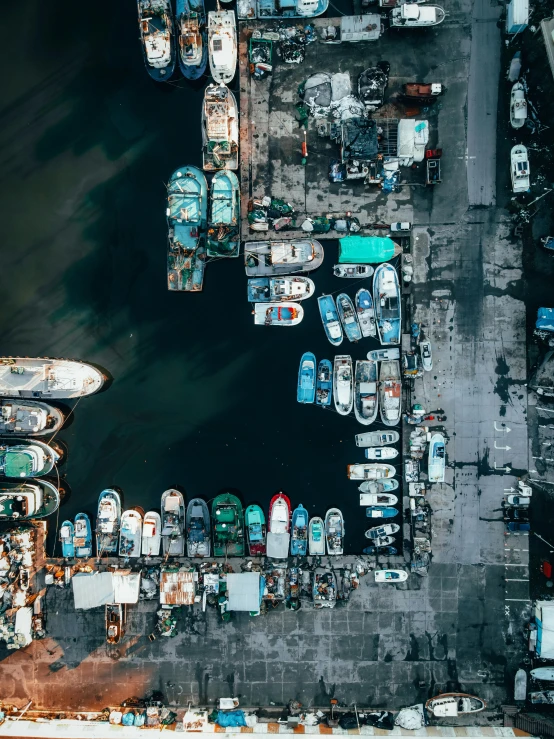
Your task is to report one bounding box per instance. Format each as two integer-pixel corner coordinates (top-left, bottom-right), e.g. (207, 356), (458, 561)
(514, 668), (527, 701)
(337, 294), (362, 342)
(529, 691), (554, 704)
(401, 82), (443, 104)
(365, 535), (396, 547)
(255, 302), (304, 326)
(333, 264), (374, 279)
(269, 493), (291, 534)
(167, 166), (208, 292)
(318, 295), (343, 346)
(356, 289), (377, 338)
(176, 0), (207, 80)
(358, 66), (388, 111)
(428, 432), (446, 483)
(365, 523), (400, 539)
(333, 356), (353, 415)
(119, 510), (143, 558)
(291, 504), (308, 556)
(363, 545), (397, 555)
(356, 430), (400, 447)
(142, 511), (162, 556)
(366, 507), (398, 519)
(425, 694), (486, 717)
(96, 489), (122, 556)
(349, 463), (396, 480)
(308, 516), (326, 555)
(367, 348), (400, 362)
(207, 171), (240, 257)
(0, 358), (104, 399)
(365, 447), (399, 460)
(74, 513), (93, 558)
(212, 492), (245, 557)
(373, 263), (401, 346)
(0, 399), (65, 437)
(338, 235), (401, 264)
(531, 667), (554, 681)
(60, 521), (75, 558)
(105, 603), (123, 645)
(511, 144), (530, 193)
(202, 84), (239, 171)
(207, 10), (236, 85)
(316, 359), (333, 407)
(161, 489), (186, 556)
(379, 360), (402, 426)
(248, 277), (315, 302)
(510, 82), (527, 129)
(297, 352), (316, 403)
(375, 569), (407, 582)
(245, 504), (267, 556)
(325, 508), (344, 555)
(359, 478), (399, 493)
(186, 498), (211, 557)
(420, 340), (433, 371)
(313, 570), (337, 609)
(354, 360), (378, 425)
(256, 0), (328, 19)
(137, 0), (176, 81)
(391, 3), (445, 26)
(0, 438), (59, 478)
(360, 493), (398, 506)
(245, 240), (324, 277)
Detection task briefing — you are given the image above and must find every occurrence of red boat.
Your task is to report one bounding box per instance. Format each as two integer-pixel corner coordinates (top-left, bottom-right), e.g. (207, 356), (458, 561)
(269, 493), (291, 534)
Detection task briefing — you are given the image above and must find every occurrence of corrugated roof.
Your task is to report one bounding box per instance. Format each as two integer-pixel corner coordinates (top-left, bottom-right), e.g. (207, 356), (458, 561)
(160, 568), (196, 605)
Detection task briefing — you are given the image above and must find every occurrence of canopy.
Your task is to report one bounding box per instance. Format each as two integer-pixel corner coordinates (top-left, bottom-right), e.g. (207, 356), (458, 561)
(227, 572), (262, 612)
(339, 236), (398, 264)
(113, 572), (141, 604)
(266, 531), (290, 559)
(72, 572), (114, 610)
(536, 601), (554, 658)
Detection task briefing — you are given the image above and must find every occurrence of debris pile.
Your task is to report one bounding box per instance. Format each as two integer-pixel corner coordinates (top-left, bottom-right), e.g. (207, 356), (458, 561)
(0, 527), (37, 650)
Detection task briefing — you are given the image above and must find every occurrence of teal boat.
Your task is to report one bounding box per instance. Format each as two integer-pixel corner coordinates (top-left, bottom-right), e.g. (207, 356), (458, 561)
(74, 513), (93, 558)
(316, 359), (332, 407)
(207, 171), (240, 258)
(60, 520), (75, 558)
(291, 504), (308, 556)
(212, 493), (245, 557)
(297, 352), (316, 403)
(166, 166), (208, 292)
(366, 507), (398, 519)
(338, 236), (401, 264)
(245, 504), (266, 556)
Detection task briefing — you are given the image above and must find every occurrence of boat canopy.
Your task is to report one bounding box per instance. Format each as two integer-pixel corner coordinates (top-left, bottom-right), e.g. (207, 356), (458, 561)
(267, 531), (290, 558)
(72, 572), (115, 610)
(113, 572), (141, 604)
(339, 236), (397, 264)
(227, 572), (263, 612)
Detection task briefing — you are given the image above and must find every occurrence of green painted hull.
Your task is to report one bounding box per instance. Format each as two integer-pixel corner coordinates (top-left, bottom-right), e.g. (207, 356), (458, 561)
(212, 493), (245, 557)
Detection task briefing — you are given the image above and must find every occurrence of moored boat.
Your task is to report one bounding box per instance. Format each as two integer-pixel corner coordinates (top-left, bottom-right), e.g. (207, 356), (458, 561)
(291, 504), (308, 556)
(212, 492), (245, 557)
(356, 288), (377, 338)
(531, 667), (554, 681)
(245, 504), (267, 556)
(74, 513), (93, 558)
(186, 498), (211, 557)
(325, 508), (344, 555)
(333, 264), (374, 279)
(365, 523), (400, 539)
(356, 430), (400, 447)
(96, 489), (122, 556)
(363, 545), (397, 555)
(106, 603), (124, 645)
(256, 0), (328, 19)
(354, 360), (378, 425)
(245, 240), (324, 277)
(360, 492), (398, 506)
(359, 478), (399, 493)
(202, 84), (239, 171)
(379, 360), (401, 426)
(119, 509), (143, 558)
(365, 447), (399, 460)
(529, 691), (554, 704)
(391, 3), (445, 26)
(373, 263), (401, 346)
(176, 0), (207, 80)
(366, 507), (398, 519)
(208, 10), (237, 85)
(248, 276), (315, 302)
(207, 171), (240, 257)
(142, 511), (162, 556)
(161, 489), (186, 556)
(60, 521), (75, 558)
(0, 399), (65, 437)
(348, 463), (396, 480)
(0, 358), (104, 399)
(364, 534), (396, 547)
(511, 144), (530, 193)
(375, 569), (407, 582)
(316, 359), (333, 407)
(428, 432), (446, 483)
(267, 492), (291, 559)
(308, 516), (326, 555)
(367, 348), (400, 362)
(425, 694), (486, 717)
(318, 295), (343, 346)
(138, 0), (176, 81)
(297, 352), (316, 403)
(333, 356), (353, 416)
(337, 293), (362, 342)
(510, 82), (527, 129)
(0, 437), (59, 478)
(313, 570), (337, 609)
(255, 302), (304, 326)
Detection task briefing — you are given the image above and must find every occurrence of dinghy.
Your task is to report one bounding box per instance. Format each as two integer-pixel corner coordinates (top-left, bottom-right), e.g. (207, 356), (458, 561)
(367, 348), (400, 362)
(365, 447), (399, 460)
(356, 430), (400, 447)
(337, 293), (362, 342)
(142, 511), (162, 556)
(366, 507), (398, 519)
(161, 489), (185, 556)
(373, 263), (401, 346)
(248, 276), (315, 302)
(425, 694), (486, 717)
(176, 0), (207, 80)
(316, 359), (333, 407)
(291, 504), (308, 556)
(318, 295), (343, 346)
(60, 521), (75, 558)
(354, 359), (378, 425)
(74, 513), (92, 558)
(308, 516), (326, 555)
(333, 356), (353, 415)
(360, 493), (398, 506)
(245, 504), (267, 556)
(428, 432), (446, 483)
(297, 352), (316, 403)
(365, 522), (400, 539)
(186, 498), (211, 557)
(510, 82), (527, 129)
(375, 569), (407, 582)
(0, 398), (65, 437)
(356, 288), (377, 338)
(254, 302), (304, 326)
(379, 360), (402, 426)
(511, 144), (530, 193)
(207, 170), (240, 257)
(348, 463), (396, 480)
(325, 508), (344, 555)
(207, 10), (236, 84)
(359, 478), (399, 493)
(333, 264), (374, 279)
(119, 509), (143, 558)
(96, 489), (122, 556)
(0, 437), (59, 478)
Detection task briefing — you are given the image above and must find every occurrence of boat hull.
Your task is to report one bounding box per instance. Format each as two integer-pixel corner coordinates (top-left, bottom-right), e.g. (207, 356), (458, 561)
(354, 359), (378, 425)
(365, 523), (400, 539)
(316, 359), (333, 407)
(245, 240), (324, 277)
(337, 293), (362, 342)
(298, 352), (316, 403)
(186, 498), (211, 557)
(60, 521), (75, 558)
(247, 276), (315, 302)
(245, 504), (267, 556)
(308, 516), (326, 555)
(373, 263), (401, 346)
(366, 507), (398, 518)
(348, 463), (396, 480)
(359, 478), (399, 493)
(74, 513), (93, 558)
(318, 295), (343, 346)
(96, 489), (122, 556)
(254, 302), (304, 326)
(119, 510), (143, 558)
(333, 355), (353, 415)
(291, 504), (308, 556)
(428, 432), (446, 483)
(0, 437), (59, 478)
(212, 493), (245, 557)
(379, 360), (402, 426)
(356, 430), (400, 447)
(325, 508), (344, 555)
(162, 489), (186, 556)
(138, 0), (177, 81)
(142, 511), (162, 556)
(176, 0), (208, 80)
(207, 170), (240, 257)
(0, 398), (65, 437)
(356, 288), (376, 338)
(0, 358), (104, 399)
(208, 10), (237, 85)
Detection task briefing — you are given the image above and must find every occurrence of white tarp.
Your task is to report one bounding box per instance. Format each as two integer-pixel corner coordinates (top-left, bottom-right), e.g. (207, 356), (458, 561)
(536, 600), (554, 658)
(14, 606), (32, 647)
(72, 572), (114, 610)
(266, 532), (290, 559)
(113, 572), (141, 604)
(227, 573), (261, 612)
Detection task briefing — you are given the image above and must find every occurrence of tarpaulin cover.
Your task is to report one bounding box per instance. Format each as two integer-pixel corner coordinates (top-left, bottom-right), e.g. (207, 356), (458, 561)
(267, 531), (290, 559)
(339, 236), (397, 264)
(113, 572), (141, 604)
(227, 573), (261, 612)
(216, 710), (247, 727)
(72, 572), (114, 610)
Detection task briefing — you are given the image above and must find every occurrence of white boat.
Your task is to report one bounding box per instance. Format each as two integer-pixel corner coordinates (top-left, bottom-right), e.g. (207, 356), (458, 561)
(353, 360), (378, 425)
(391, 3), (445, 26)
(356, 430), (400, 447)
(365, 523), (400, 539)
(531, 667), (554, 681)
(333, 356), (353, 415)
(428, 432), (446, 483)
(375, 569), (408, 583)
(367, 535), (396, 546)
(425, 694), (486, 717)
(119, 510), (143, 558)
(365, 447), (399, 460)
(308, 516), (326, 555)
(138, 0), (176, 81)
(379, 360), (402, 426)
(245, 240), (324, 277)
(511, 144), (530, 193)
(420, 340), (433, 371)
(333, 264), (374, 278)
(360, 493), (398, 506)
(247, 276), (315, 302)
(0, 399), (65, 437)
(359, 479), (399, 493)
(318, 295), (343, 346)
(207, 10), (236, 85)
(202, 84), (239, 171)
(367, 348), (400, 362)
(348, 463), (396, 480)
(253, 302), (304, 326)
(510, 82), (527, 129)
(161, 489), (185, 556)
(325, 508), (344, 555)
(142, 511), (162, 556)
(0, 358), (104, 399)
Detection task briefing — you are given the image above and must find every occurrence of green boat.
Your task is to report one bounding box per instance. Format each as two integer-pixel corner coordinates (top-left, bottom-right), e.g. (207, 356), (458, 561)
(212, 493), (245, 557)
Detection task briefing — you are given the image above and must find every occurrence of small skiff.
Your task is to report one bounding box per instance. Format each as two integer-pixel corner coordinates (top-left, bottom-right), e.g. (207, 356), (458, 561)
(365, 534), (396, 547)
(337, 293), (362, 342)
(74, 513), (92, 558)
(354, 359), (378, 425)
(375, 569), (407, 582)
(428, 432), (446, 483)
(356, 288), (377, 338)
(530, 667), (554, 681)
(365, 523), (400, 539)
(360, 493), (398, 506)
(333, 264), (374, 279)
(325, 508), (344, 555)
(106, 603), (123, 644)
(333, 355), (353, 415)
(96, 489), (122, 557)
(297, 352), (316, 404)
(142, 511), (162, 556)
(348, 463), (396, 480)
(373, 263), (401, 346)
(359, 479), (399, 493)
(291, 504), (309, 556)
(308, 516), (326, 555)
(254, 302), (304, 326)
(365, 447), (399, 460)
(425, 694), (486, 717)
(356, 430), (400, 447)
(119, 509), (143, 558)
(186, 498), (211, 557)
(60, 521), (75, 558)
(316, 359), (333, 407)
(245, 504), (267, 556)
(318, 295), (343, 346)
(366, 507), (398, 519)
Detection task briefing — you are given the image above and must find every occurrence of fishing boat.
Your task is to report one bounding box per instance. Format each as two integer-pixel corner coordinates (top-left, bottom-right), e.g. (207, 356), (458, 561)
(0, 438), (59, 478)
(60, 521), (75, 558)
(354, 359), (378, 425)
(375, 569), (407, 582)
(245, 240), (324, 277)
(186, 498), (211, 557)
(365, 523), (400, 539)
(308, 516), (326, 555)
(359, 478), (399, 493)
(316, 359), (333, 407)
(391, 3), (445, 26)
(420, 340), (433, 371)
(356, 288), (377, 338)
(207, 171), (240, 257)
(207, 10), (236, 84)
(531, 667), (554, 681)
(297, 352), (316, 403)
(167, 166), (208, 292)
(254, 302), (304, 326)
(365, 447), (399, 460)
(248, 276), (315, 302)
(161, 489), (186, 556)
(333, 264), (374, 279)
(337, 294), (362, 342)
(379, 360), (402, 426)
(325, 508), (344, 555)
(245, 504), (266, 556)
(425, 694), (486, 717)
(0, 358), (104, 399)
(373, 264), (401, 346)
(105, 603), (123, 645)
(313, 570), (337, 609)
(318, 295), (343, 346)
(291, 504), (308, 556)
(256, 0), (328, 19)
(138, 0), (176, 81)
(202, 84), (239, 172)
(333, 356), (353, 415)
(119, 509), (143, 558)
(74, 513), (93, 558)
(510, 82), (527, 129)
(367, 348), (400, 362)
(511, 144), (530, 193)
(363, 545), (397, 555)
(212, 492), (245, 557)
(0, 399), (65, 437)
(348, 463), (396, 480)
(96, 489), (122, 556)
(529, 691), (554, 704)
(428, 432), (446, 483)
(360, 493), (398, 506)
(269, 493), (291, 534)
(176, 0), (207, 80)
(366, 507), (398, 519)
(142, 511), (162, 556)
(356, 430), (400, 447)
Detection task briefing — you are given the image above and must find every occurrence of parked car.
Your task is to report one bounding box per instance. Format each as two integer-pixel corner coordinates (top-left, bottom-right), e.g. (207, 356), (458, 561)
(505, 494), (530, 507)
(506, 521), (530, 533)
(504, 507), (529, 522)
(390, 222), (412, 233)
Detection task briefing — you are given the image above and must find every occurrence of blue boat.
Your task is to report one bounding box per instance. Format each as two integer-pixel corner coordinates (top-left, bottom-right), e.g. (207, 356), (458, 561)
(167, 166), (208, 292)
(373, 263), (401, 346)
(137, 0), (176, 82)
(542, 236), (554, 252)
(176, 0), (207, 80)
(317, 295), (343, 346)
(337, 293), (362, 342)
(366, 507), (398, 519)
(297, 352), (316, 404)
(256, 0), (328, 19)
(316, 359), (332, 407)
(363, 545), (398, 555)
(291, 504), (308, 555)
(60, 520), (75, 558)
(74, 513), (93, 558)
(207, 171), (240, 258)
(356, 288), (377, 338)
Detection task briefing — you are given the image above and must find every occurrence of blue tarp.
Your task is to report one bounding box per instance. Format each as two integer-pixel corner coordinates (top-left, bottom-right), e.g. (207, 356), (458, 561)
(536, 307), (554, 333)
(217, 710), (247, 727)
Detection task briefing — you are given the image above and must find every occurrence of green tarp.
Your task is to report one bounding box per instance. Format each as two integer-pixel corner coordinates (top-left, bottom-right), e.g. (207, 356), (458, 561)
(338, 236), (397, 264)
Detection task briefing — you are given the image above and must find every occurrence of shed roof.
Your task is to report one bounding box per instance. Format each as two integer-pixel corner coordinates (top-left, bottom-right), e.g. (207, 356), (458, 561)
(72, 572), (114, 610)
(160, 568), (196, 606)
(227, 573), (262, 612)
(113, 572), (141, 604)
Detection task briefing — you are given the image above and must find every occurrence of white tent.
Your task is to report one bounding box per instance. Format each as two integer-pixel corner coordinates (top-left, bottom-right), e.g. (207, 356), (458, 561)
(266, 532), (290, 559)
(227, 573), (261, 612)
(72, 572), (114, 610)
